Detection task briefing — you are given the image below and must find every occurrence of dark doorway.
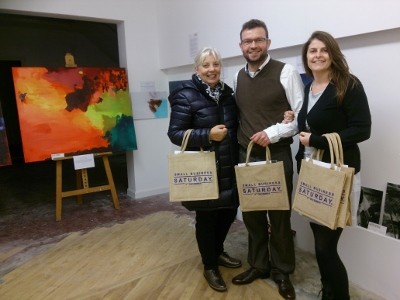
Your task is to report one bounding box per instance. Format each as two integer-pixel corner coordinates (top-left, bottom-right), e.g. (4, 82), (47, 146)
(0, 13), (120, 68)
(0, 60), (23, 164)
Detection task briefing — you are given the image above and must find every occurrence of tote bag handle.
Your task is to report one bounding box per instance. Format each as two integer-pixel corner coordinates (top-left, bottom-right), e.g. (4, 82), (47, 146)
(245, 141), (272, 166)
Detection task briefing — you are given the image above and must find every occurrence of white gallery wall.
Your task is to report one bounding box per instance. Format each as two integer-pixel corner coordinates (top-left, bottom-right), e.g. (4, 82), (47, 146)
(0, 0), (399, 299)
(156, 0), (400, 69)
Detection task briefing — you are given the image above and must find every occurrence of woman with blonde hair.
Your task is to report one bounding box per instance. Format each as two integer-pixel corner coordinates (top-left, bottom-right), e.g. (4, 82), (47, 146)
(168, 47), (241, 292)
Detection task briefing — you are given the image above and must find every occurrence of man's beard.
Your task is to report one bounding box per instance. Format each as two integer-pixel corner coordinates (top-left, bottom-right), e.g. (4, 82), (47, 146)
(245, 51), (267, 66)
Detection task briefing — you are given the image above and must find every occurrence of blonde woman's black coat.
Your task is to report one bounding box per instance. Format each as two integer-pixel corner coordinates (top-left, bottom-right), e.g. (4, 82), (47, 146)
(167, 75), (239, 211)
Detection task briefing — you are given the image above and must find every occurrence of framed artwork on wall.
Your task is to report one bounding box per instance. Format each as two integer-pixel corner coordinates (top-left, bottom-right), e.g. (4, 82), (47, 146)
(357, 186), (383, 228)
(131, 91), (168, 120)
(382, 182), (400, 239)
(169, 80), (189, 94)
(11, 67), (137, 163)
(300, 73), (312, 86)
(0, 101), (12, 167)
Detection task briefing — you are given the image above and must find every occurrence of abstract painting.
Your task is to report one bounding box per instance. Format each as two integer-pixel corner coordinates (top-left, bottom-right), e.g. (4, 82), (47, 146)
(11, 67), (137, 163)
(0, 101), (12, 167)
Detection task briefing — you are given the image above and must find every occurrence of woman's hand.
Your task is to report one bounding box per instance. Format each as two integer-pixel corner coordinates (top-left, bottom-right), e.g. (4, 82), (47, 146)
(209, 124), (227, 141)
(283, 110), (294, 124)
(299, 131), (311, 146)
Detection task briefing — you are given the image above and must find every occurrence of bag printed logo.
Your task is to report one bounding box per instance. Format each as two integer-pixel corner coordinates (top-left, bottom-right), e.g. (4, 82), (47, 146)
(296, 181), (335, 206)
(241, 181), (283, 196)
(173, 171), (214, 185)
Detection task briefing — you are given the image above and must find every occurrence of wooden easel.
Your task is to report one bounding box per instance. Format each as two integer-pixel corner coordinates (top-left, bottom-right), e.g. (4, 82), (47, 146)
(54, 152), (120, 221)
(52, 55), (119, 221)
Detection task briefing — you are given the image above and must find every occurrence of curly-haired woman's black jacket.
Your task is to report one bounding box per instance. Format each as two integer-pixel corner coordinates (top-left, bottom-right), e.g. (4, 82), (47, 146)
(167, 75), (239, 211)
(295, 78), (371, 173)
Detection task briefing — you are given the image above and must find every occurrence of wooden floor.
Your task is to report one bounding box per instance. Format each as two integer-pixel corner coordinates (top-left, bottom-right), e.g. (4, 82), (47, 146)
(0, 156), (384, 299)
(0, 211), (283, 300)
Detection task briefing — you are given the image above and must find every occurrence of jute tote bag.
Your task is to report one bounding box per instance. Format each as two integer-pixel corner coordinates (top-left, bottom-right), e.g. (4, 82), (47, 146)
(292, 133), (346, 229)
(327, 133), (355, 228)
(235, 141), (289, 212)
(168, 129), (219, 202)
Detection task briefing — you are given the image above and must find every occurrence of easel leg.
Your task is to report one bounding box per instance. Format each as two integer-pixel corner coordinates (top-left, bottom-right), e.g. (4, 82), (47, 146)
(76, 169), (83, 204)
(54, 152), (119, 221)
(103, 155), (120, 209)
(56, 160), (62, 221)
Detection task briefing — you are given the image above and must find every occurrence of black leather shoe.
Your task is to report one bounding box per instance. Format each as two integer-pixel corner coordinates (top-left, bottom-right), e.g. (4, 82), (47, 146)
(218, 252), (242, 268)
(203, 269), (227, 292)
(275, 279), (296, 299)
(232, 267), (270, 285)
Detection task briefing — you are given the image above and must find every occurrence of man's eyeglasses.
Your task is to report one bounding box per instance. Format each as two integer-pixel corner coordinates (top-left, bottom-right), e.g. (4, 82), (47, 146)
(241, 38), (268, 47)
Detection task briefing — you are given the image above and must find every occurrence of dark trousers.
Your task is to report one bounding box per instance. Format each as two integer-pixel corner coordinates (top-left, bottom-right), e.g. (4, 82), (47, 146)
(240, 145), (295, 280)
(195, 208), (237, 270)
(310, 222), (350, 300)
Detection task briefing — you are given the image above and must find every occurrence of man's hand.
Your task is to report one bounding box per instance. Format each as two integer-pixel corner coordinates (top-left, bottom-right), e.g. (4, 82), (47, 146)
(250, 131), (271, 147)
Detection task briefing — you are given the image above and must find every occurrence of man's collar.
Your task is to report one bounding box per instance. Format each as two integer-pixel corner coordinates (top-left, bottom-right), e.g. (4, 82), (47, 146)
(245, 55), (270, 77)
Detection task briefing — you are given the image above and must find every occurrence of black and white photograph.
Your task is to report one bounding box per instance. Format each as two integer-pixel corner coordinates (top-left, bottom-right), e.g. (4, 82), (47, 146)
(357, 186), (383, 228)
(382, 182), (400, 239)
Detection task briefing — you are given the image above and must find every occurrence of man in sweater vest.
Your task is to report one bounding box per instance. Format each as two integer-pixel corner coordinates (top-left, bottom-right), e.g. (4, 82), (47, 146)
(231, 19), (304, 300)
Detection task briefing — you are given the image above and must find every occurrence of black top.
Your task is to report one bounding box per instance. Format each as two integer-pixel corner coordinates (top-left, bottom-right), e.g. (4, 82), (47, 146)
(296, 77), (371, 173)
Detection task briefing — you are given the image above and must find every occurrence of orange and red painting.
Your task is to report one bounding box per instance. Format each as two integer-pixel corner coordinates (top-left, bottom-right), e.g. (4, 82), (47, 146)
(11, 67), (137, 163)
